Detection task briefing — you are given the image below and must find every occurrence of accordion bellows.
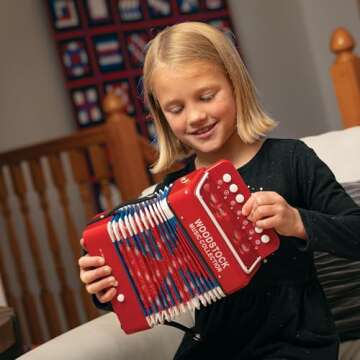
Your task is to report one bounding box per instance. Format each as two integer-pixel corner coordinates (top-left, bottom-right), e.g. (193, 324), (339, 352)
(83, 160), (280, 333)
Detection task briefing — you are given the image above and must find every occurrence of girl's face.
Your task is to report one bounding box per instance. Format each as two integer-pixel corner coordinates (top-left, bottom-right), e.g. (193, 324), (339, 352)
(152, 61), (238, 159)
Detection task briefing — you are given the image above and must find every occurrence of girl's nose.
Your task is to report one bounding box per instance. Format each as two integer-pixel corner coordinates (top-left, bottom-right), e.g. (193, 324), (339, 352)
(187, 107), (207, 126)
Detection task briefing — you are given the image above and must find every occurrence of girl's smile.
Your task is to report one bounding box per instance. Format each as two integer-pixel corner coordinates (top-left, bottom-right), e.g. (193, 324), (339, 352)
(188, 121), (218, 139)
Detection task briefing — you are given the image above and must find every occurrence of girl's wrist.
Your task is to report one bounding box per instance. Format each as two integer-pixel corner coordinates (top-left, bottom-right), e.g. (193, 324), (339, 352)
(293, 208), (307, 240)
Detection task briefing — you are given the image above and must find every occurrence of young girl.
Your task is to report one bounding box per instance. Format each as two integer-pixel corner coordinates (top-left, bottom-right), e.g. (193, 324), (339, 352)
(79, 22), (360, 359)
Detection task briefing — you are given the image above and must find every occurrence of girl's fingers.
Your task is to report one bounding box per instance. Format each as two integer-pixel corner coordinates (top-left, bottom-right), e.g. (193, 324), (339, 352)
(242, 195), (255, 216)
(96, 287), (117, 304)
(80, 264), (112, 284)
(243, 192), (281, 219)
(80, 238), (87, 251)
(248, 204), (278, 223)
(78, 255), (105, 269)
(86, 275), (118, 295)
(254, 216), (278, 230)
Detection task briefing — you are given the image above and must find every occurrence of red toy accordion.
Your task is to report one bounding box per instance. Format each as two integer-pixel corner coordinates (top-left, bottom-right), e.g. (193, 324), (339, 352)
(83, 160), (279, 334)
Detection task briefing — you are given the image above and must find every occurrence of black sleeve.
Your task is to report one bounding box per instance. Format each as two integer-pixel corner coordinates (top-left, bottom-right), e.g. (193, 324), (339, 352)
(293, 140), (360, 260)
(92, 294), (113, 311)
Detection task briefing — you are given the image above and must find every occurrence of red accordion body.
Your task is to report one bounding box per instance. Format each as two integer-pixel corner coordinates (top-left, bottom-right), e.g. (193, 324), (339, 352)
(83, 160), (279, 334)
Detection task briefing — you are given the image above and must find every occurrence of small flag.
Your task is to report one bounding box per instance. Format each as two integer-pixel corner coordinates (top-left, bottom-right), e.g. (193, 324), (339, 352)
(147, 0), (171, 18)
(85, 0), (112, 25)
(177, 0), (199, 14)
(118, 0), (143, 21)
(61, 40), (91, 79)
(205, 0), (224, 10)
(51, 0), (80, 30)
(126, 32), (149, 67)
(93, 34), (124, 72)
(72, 87), (102, 126)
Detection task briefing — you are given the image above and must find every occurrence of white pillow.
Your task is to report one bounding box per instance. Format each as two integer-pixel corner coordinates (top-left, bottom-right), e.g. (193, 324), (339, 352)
(301, 126), (360, 183)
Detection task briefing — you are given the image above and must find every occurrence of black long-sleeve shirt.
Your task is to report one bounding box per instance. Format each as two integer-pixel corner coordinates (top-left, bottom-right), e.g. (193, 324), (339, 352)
(155, 139), (360, 360)
(92, 138), (360, 359)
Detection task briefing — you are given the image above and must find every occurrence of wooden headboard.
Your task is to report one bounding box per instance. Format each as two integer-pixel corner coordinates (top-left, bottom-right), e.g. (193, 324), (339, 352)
(330, 27), (360, 128)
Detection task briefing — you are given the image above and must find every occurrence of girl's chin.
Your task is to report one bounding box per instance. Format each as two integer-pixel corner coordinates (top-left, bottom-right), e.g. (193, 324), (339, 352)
(192, 142), (224, 156)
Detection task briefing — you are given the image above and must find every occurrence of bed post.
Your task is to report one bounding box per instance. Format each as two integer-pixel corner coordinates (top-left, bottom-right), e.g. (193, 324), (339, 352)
(330, 27), (360, 128)
(103, 92), (151, 201)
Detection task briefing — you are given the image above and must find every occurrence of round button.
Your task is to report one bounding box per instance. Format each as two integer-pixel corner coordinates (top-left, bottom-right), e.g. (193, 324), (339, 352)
(261, 235), (270, 244)
(235, 194), (245, 203)
(229, 184), (238, 193)
(255, 227), (263, 233)
(223, 173), (231, 183)
(117, 293), (125, 303)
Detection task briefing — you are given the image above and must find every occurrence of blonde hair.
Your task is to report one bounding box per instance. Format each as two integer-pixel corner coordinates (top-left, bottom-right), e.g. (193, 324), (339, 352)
(143, 22), (277, 173)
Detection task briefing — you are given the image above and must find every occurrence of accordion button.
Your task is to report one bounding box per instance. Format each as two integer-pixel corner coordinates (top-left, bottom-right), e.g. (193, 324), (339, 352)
(117, 293), (125, 303)
(235, 194), (245, 203)
(255, 227), (263, 233)
(229, 184), (238, 193)
(223, 173), (232, 183)
(261, 235), (270, 244)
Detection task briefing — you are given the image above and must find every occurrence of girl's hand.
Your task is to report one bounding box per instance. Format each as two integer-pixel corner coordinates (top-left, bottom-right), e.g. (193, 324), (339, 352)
(241, 191), (307, 240)
(79, 238), (118, 303)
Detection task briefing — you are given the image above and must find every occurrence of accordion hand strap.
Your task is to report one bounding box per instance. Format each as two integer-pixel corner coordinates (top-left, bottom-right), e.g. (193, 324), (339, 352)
(164, 321), (201, 341)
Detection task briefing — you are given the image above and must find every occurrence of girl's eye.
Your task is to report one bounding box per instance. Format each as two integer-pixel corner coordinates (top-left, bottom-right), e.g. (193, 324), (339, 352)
(200, 93), (215, 101)
(167, 105), (183, 114)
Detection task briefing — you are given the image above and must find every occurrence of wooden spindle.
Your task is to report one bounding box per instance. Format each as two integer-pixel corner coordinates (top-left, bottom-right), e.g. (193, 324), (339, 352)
(0, 268), (29, 349)
(47, 154), (98, 320)
(0, 254), (28, 346)
(0, 168), (44, 344)
(68, 149), (97, 221)
(0, 248), (15, 309)
(88, 144), (113, 210)
(103, 92), (151, 201)
(47, 154), (79, 260)
(9, 163), (63, 339)
(67, 150), (102, 320)
(28, 158), (81, 329)
(330, 27), (360, 128)
(0, 267), (28, 349)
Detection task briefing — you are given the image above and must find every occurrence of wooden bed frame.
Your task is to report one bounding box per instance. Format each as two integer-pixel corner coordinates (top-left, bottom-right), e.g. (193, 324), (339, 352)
(0, 27), (359, 349)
